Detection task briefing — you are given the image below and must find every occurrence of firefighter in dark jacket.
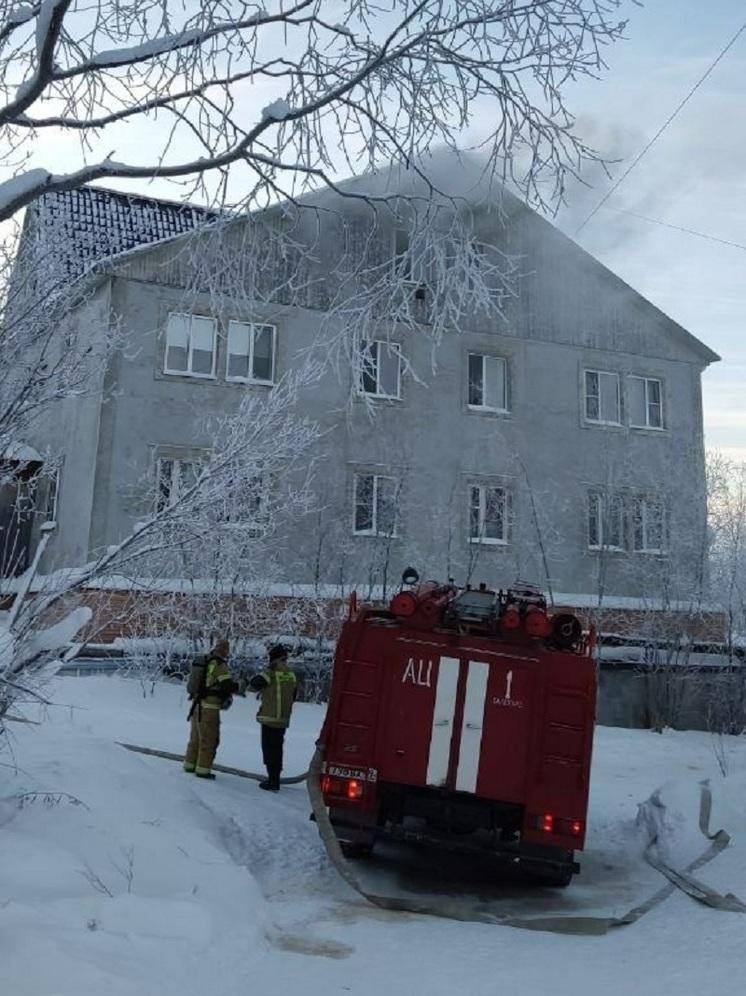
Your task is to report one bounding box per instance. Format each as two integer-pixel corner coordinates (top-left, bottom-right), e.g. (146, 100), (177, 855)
(184, 639), (235, 779)
(250, 644), (297, 791)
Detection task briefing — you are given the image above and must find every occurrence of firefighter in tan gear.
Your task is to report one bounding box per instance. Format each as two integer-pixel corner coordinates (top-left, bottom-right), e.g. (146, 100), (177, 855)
(249, 644), (297, 791)
(183, 639), (235, 779)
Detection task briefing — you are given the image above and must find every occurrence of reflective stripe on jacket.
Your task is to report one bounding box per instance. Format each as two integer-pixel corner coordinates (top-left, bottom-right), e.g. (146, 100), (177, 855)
(202, 656), (233, 711)
(256, 668), (296, 728)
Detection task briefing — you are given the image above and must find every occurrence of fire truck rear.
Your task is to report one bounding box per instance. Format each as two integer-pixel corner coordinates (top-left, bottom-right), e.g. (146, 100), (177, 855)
(317, 573), (597, 886)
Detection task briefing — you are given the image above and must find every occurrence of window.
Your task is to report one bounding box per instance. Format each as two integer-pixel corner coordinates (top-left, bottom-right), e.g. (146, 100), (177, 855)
(629, 376), (663, 429)
(584, 370), (621, 425)
(156, 458), (200, 512)
(164, 313), (216, 377)
(393, 228), (430, 288)
(588, 491), (625, 550)
(632, 496), (667, 553)
(394, 228), (412, 281)
(469, 484), (511, 545)
(44, 469), (60, 523)
(353, 474), (398, 536)
(468, 354), (508, 412)
(358, 340), (402, 399)
(226, 321), (276, 384)
(216, 472), (270, 536)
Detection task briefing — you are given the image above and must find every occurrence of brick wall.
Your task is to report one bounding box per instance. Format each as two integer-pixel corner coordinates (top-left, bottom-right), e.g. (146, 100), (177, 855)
(3, 587), (727, 646)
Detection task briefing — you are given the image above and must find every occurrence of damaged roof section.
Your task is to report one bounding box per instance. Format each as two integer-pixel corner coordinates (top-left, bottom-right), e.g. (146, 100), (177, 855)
(21, 186), (218, 288)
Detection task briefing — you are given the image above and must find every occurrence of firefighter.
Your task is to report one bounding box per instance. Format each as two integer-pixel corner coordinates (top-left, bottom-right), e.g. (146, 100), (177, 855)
(249, 644), (297, 791)
(183, 638), (235, 779)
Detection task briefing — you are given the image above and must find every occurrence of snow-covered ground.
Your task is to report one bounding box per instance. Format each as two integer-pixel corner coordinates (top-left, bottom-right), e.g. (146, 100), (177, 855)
(2, 675), (746, 996)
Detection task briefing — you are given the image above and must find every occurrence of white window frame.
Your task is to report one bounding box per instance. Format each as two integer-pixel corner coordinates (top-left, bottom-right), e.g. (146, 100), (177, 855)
(393, 228), (412, 282)
(391, 226), (429, 289)
(352, 473), (398, 537)
(41, 468), (60, 523)
(468, 483), (511, 546)
(584, 369), (621, 426)
(163, 312), (217, 379)
(467, 353), (509, 413)
(632, 495), (668, 554)
(226, 321), (276, 385)
(629, 376), (664, 430)
(588, 491), (625, 552)
(156, 457), (201, 513)
(215, 471), (271, 537)
(357, 340), (402, 400)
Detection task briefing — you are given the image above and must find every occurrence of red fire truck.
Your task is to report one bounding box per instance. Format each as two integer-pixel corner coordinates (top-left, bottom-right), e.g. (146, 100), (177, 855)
(317, 572), (597, 886)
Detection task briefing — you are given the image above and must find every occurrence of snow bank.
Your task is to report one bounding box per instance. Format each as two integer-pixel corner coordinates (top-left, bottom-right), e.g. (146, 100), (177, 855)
(4, 678), (746, 996)
(1, 692), (270, 996)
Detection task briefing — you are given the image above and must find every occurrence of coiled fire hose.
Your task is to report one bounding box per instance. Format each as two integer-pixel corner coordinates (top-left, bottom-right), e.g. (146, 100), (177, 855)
(120, 741), (746, 936)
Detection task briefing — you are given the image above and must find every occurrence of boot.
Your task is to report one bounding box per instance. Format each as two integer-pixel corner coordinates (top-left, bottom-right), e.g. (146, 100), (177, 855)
(258, 766), (280, 792)
(195, 771), (216, 780)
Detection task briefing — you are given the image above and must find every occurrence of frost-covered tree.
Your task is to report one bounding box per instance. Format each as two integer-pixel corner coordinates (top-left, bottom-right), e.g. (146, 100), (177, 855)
(0, 368), (319, 723)
(708, 453), (746, 652)
(0, 0), (636, 497)
(0, 0), (636, 730)
(0, 0), (631, 220)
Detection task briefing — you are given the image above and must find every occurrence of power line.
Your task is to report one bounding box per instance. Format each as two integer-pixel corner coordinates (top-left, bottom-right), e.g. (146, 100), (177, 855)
(602, 205), (746, 253)
(574, 19), (746, 238)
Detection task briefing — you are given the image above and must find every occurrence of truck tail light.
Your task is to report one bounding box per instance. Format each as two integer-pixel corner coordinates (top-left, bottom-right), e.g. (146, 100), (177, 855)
(555, 816), (583, 836)
(321, 775), (342, 795)
(530, 813), (583, 836)
(321, 774), (364, 802)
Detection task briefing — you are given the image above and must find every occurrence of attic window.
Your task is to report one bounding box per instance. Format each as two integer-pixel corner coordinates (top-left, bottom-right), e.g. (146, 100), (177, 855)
(584, 370), (620, 426)
(394, 228), (412, 281)
(226, 321), (276, 384)
(629, 376), (663, 429)
(164, 313), (216, 378)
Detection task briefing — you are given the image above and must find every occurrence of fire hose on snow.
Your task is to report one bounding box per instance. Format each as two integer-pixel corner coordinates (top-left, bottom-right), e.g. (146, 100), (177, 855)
(119, 740), (746, 936)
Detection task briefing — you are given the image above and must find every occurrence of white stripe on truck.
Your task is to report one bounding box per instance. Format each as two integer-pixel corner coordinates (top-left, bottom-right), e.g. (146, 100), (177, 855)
(425, 655), (460, 787)
(455, 660), (489, 793)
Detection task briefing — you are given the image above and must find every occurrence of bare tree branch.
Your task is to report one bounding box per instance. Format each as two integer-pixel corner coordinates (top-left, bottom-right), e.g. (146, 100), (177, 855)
(0, 1), (631, 220)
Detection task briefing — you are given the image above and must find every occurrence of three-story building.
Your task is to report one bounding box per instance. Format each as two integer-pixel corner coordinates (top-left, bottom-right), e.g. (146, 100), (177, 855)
(13, 179), (719, 628)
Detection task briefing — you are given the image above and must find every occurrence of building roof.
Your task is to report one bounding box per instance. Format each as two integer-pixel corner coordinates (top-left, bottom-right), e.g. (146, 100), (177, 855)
(25, 186), (218, 284)
(21, 177), (718, 366)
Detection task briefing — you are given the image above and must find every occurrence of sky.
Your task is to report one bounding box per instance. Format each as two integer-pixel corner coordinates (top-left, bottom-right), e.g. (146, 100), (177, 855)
(2, 1), (743, 460)
(545, 1), (746, 462)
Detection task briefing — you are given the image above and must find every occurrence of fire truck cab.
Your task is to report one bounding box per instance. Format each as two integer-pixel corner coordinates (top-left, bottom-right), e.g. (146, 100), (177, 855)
(318, 572), (597, 886)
